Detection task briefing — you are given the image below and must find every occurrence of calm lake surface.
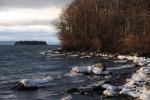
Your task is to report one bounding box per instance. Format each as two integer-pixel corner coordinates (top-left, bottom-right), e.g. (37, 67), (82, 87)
(0, 45), (135, 100)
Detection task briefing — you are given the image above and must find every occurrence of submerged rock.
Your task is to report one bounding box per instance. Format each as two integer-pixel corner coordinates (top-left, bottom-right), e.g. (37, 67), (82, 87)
(12, 82), (38, 91)
(80, 90), (93, 96)
(92, 85), (105, 94)
(67, 88), (79, 94)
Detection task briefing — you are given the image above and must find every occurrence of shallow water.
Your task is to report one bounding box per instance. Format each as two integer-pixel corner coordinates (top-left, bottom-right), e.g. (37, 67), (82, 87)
(0, 45), (134, 100)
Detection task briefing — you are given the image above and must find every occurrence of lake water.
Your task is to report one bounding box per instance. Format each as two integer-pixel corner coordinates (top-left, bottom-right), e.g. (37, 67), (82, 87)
(0, 45), (135, 100)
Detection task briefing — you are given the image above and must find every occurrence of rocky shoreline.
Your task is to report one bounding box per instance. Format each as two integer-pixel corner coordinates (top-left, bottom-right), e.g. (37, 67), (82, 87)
(14, 50), (143, 100)
(40, 50), (150, 100)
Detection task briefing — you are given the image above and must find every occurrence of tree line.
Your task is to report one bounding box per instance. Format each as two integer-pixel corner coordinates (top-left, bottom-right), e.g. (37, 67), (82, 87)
(58, 0), (150, 56)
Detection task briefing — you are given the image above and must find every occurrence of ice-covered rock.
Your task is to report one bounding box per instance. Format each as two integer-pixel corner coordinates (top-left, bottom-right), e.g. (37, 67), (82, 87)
(20, 77), (52, 87)
(69, 55), (79, 57)
(117, 55), (150, 66)
(12, 77), (53, 90)
(103, 89), (117, 96)
(140, 93), (150, 100)
(70, 63), (107, 75)
(102, 84), (117, 91)
(120, 87), (135, 95)
(118, 55), (136, 61)
(71, 66), (94, 74)
(102, 84), (118, 96)
(127, 91), (141, 98)
(92, 67), (103, 74)
(80, 56), (92, 59)
(140, 88), (150, 100)
(118, 55), (127, 60)
(120, 63), (150, 99)
(140, 90), (150, 100)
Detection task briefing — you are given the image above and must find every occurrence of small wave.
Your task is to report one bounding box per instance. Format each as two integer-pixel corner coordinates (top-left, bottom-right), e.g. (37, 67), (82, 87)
(64, 73), (83, 77)
(107, 64), (134, 70)
(60, 95), (72, 100)
(114, 60), (128, 63)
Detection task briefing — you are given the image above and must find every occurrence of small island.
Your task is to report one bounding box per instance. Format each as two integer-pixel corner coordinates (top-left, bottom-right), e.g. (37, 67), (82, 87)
(15, 41), (47, 45)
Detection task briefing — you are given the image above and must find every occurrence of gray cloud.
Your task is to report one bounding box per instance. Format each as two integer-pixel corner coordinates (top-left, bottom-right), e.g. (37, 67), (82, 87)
(0, 0), (73, 9)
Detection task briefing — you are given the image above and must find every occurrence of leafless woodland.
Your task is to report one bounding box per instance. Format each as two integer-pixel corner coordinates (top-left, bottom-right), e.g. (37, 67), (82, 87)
(58, 0), (150, 56)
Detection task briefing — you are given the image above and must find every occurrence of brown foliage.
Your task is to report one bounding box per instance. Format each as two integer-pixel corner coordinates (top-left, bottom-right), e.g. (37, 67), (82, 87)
(58, 0), (150, 55)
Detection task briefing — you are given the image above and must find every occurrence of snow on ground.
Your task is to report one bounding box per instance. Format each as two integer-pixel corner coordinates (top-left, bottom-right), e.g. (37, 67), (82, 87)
(70, 54), (150, 100)
(117, 55), (150, 100)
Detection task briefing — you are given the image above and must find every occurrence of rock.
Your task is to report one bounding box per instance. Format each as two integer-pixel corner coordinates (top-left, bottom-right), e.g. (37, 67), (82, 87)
(11, 82), (38, 91)
(118, 55), (126, 60)
(92, 67), (103, 74)
(102, 84), (117, 91)
(103, 89), (117, 96)
(140, 92), (150, 100)
(93, 63), (106, 71)
(92, 85), (105, 94)
(102, 84), (118, 96)
(71, 66), (94, 74)
(70, 63), (107, 75)
(67, 88), (79, 94)
(119, 56), (150, 99)
(80, 90), (93, 96)
(12, 77), (52, 91)
(127, 91), (141, 98)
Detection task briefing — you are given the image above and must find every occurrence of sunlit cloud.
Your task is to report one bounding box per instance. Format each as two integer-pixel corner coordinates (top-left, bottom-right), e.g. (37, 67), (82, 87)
(0, 7), (61, 26)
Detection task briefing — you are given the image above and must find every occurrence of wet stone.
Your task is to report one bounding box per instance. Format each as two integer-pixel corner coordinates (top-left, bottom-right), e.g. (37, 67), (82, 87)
(67, 88), (79, 94)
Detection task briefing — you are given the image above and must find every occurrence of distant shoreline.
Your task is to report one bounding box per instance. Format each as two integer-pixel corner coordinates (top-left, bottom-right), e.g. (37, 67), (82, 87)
(15, 41), (47, 45)
(0, 41), (60, 46)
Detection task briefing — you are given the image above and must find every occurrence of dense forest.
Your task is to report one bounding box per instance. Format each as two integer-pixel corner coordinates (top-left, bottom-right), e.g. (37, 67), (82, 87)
(58, 0), (150, 55)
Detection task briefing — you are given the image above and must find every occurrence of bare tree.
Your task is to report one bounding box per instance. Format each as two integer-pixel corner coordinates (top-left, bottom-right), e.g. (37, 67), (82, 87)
(58, 0), (150, 55)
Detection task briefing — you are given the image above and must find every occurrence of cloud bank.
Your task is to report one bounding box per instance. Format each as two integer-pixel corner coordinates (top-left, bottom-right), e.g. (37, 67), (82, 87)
(0, 0), (72, 8)
(0, 0), (73, 44)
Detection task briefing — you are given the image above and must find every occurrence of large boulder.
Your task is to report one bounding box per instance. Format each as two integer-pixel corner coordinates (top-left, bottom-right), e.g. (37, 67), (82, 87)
(70, 63), (107, 75)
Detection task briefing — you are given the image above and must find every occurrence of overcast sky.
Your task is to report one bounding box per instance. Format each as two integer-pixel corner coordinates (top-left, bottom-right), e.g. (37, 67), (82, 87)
(0, 0), (72, 45)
